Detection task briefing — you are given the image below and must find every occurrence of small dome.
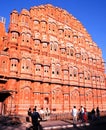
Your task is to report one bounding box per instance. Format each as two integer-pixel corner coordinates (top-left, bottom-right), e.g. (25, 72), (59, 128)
(21, 9), (30, 16)
(11, 9), (18, 14)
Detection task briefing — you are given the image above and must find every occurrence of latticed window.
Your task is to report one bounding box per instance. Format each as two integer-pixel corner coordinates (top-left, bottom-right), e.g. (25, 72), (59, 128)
(61, 48), (65, 54)
(22, 33), (25, 42)
(73, 67), (78, 77)
(11, 32), (18, 41)
(52, 23), (56, 33)
(26, 59), (31, 72)
(69, 68), (73, 77)
(34, 20), (39, 26)
(42, 34), (47, 41)
(54, 42), (58, 51)
(35, 31), (40, 39)
(70, 49), (74, 56)
(48, 23), (52, 32)
(84, 71), (87, 80)
(11, 13), (18, 23)
(21, 58), (26, 70)
(42, 42), (47, 48)
(21, 15), (25, 23)
(10, 59), (18, 71)
(64, 70), (68, 77)
(100, 76), (104, 83)
(44, 66), (49, 73)
(66, 47), (70, 55)
(34, 20), (39, 30)
(56, 64), (60, 76)
(41, 21), (46, 31)
(36, 64), (41, 71)
(59, 29), (64, 36)
(25, 17), (29, 26)
(51, 63), (55, 76)
(73, 35), (78, 44)
(26, 33), (30, 43)
(34, 39), (40, 47)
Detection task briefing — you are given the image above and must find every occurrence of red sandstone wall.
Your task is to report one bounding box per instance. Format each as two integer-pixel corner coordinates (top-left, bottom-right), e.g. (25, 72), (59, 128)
(0, 4), (106, 115)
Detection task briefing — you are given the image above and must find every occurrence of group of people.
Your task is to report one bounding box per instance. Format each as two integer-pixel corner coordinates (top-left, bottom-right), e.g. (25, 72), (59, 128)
(71, 106), (100, 124)
(27, 106), (42, 130)
(27, 106), (50, 130)
(91, 107), (100, 121)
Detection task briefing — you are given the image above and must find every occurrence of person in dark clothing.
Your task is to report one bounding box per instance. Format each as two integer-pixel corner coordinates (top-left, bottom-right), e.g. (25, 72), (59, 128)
(31, 108), (42, 130)
(91, 108), (96, 121)
(96, 107), (100, 120)
(28, 108), (32, 116)
(27, 108), (32, 122)
(83, 107), (88, 122)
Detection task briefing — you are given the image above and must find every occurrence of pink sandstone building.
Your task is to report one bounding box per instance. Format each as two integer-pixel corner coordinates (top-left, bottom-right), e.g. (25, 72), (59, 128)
(0, 4), (106, 115)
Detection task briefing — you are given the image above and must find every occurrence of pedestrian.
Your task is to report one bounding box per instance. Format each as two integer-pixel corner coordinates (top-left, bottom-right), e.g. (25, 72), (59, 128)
(91, 108), (96, 121)
(80, 106), (84, 122)
(77, 108), (82, 122)
(45, 108), (50, 120)
(96, 107), (100, 120)
(31, 108), (42, 130)
(39, 107), (45, 120)
(34, 106), (37, 110)
(27, 108), (32, 122)
(83, 107), (88, 122)
(28, 108), (32, 116)
(71, 106), (78, 124)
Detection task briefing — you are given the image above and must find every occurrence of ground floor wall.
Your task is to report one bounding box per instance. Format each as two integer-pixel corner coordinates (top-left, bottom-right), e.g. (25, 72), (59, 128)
(2, 79), (106, 115)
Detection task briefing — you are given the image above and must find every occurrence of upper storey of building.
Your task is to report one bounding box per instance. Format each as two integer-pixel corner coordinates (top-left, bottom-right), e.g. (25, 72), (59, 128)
(8, 4), (104, 62)
(0, 4), (105, 87)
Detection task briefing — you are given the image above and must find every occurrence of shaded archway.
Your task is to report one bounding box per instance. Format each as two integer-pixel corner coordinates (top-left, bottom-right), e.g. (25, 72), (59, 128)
(0, 90), (17, 115)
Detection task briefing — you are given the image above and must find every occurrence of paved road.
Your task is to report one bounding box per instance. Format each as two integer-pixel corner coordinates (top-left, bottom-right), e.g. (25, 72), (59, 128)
(0, 117), (106, 130)
(65, 122), (106, 130)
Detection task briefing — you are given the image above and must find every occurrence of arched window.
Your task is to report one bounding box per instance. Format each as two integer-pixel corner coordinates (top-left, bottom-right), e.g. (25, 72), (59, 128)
(26, 58), (31, 72)
(34, 39), (40, 47)
(34, 31), (40, 39)
(21, 15), (25, 23)
(73, 35), (78, 44)
(44, 66), (49, 76)
(11, 32), (18, 41)
(69, 67), (73, 77)
(33, 20), (39, 30)
(10, 59), (18, 71)
(21, 58), (26, 70)
(66, 47), (70, 56)
(88, 72), (91, 80)
(56, 63), (60, 76)
(54, 42), (58, 51)
(84, 71), (88, 80)
(51, 63), (55, 76)
(22, 33), (25, 43)
(26, 33), (30, 45)
(73, 67), (78, 77)
(11, 13), (18, 23)
(42, 42), (47, 48)
(70, 49), (74, 56)
(41, 21), (46, 32)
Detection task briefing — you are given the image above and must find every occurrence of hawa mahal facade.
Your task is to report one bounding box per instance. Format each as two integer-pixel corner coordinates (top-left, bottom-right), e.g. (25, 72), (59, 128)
(0, 4), (106, 115)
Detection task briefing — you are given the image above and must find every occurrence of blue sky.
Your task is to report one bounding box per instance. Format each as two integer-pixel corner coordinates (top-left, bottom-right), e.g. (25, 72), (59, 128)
(0, 0), (106, 68)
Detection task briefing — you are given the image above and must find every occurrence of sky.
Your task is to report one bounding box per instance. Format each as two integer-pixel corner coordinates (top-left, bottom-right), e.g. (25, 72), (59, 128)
(0, 0), (106, 69)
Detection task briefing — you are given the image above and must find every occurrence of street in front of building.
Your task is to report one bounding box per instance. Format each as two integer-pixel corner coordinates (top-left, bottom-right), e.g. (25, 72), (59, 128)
(0, 116), (106, 130)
